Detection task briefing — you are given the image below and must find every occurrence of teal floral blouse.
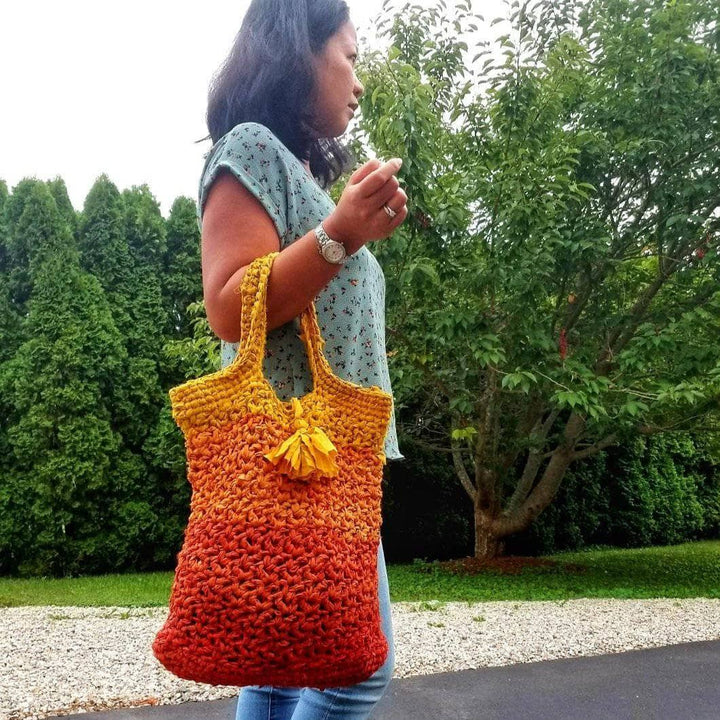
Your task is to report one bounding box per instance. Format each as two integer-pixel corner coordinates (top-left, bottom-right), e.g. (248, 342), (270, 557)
(197, 122), (404, 461)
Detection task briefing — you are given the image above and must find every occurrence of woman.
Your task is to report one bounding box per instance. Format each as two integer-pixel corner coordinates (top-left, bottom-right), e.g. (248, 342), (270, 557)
(198, 1), (407, 718)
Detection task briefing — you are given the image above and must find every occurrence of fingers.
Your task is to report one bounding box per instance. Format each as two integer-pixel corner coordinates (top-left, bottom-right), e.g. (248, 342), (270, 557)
(386, 203), (409, 232)
(369, 171), (407, 232)
(357, 158), (403, 197)
(334, 156), (408, 245)
(348, 158), (382, 186)
(373, 180), (406, 209)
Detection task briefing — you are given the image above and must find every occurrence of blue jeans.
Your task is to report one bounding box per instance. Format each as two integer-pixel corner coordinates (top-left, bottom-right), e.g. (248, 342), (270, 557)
(234, 540), (395, 720)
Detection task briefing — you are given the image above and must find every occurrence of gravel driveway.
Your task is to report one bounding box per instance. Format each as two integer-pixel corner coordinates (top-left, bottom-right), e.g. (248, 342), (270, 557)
(4, 598), (720, 720)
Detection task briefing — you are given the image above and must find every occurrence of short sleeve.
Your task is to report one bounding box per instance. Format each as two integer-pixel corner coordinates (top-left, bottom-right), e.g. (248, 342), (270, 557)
(197, 122), (290, 241)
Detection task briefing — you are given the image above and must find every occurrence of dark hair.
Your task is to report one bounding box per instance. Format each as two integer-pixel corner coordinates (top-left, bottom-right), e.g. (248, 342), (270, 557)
(204, 0), (353, 189)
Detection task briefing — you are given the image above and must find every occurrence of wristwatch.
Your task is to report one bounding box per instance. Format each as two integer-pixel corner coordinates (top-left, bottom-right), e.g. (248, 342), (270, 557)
(314, 222), (348, 265)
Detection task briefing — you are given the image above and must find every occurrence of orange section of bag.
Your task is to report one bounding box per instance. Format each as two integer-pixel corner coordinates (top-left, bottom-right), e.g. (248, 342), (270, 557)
(184, 413), (383, 543)
(152, 523), (388, 688)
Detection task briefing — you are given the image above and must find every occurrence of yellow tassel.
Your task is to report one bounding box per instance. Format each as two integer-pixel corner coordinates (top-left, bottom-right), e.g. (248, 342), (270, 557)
(264, 398), (339, 479)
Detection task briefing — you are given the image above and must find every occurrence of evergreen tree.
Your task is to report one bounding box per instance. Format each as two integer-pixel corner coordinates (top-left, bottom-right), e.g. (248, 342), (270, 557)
(77, 177), (184, 571)
(79, 176), (165, 447)
(0, 179), (20, 364)
(0, 183), (129, 575)
(0, 179), (9, 272)
(47, 177), (78, 238)
(140, 195), (205, 567)
(121, 184), (167, 276)
(4, 178), (45, 309)
(0, 180), (19, 555)
(162, 196), (202, 343)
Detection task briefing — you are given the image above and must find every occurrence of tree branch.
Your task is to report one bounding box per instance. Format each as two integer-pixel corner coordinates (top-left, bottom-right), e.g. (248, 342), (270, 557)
(474, 367), (501, 513)
(504, 407), (561, 514)
(498, 394), (546, 473)
(595, 263), (674, 375)
(637, 404), (720, 436)
(570, 433), (619, 462)
(451, 440), (477, 503)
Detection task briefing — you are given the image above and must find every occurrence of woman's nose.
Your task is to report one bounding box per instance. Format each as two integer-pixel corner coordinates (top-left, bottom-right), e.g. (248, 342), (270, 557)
(353, 75), (364, 99)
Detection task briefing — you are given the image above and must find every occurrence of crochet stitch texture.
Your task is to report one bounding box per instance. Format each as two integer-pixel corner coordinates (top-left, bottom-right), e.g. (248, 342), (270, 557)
(152, 252), (393, 688)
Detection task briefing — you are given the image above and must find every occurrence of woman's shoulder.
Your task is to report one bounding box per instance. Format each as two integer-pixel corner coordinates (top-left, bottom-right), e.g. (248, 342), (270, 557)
(200, 122), (302, 185)
(197, 121), (301, 236)
(222, 122), (292, 157)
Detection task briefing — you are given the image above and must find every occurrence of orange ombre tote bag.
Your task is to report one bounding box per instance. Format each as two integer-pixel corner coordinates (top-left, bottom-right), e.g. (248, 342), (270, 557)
(152, 251), (393, 689)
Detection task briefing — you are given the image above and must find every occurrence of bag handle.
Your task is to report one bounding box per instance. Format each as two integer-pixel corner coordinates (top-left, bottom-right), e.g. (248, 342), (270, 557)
(232, 252), (334, 392)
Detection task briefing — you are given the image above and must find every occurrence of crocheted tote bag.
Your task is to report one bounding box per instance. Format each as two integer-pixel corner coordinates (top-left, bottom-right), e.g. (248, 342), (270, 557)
(152, 251), (393, 689)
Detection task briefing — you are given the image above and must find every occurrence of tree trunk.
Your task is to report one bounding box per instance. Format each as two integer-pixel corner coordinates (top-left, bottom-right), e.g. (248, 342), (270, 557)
(465, 407), (591, 560)
(473, 504), (505, 560)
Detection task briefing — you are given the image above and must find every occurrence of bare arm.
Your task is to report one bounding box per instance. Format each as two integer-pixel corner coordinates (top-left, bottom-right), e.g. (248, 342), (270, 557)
(201, 171), (357, 340)
(201, 159), (407, 343)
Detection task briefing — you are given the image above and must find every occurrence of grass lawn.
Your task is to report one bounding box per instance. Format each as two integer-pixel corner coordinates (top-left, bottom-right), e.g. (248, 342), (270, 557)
(0, 540), (718, 608)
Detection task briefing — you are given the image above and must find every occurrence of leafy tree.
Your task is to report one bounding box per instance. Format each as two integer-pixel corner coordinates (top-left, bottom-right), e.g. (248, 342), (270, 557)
(507, 429), (720, 555)
(358, 0), (720, 557)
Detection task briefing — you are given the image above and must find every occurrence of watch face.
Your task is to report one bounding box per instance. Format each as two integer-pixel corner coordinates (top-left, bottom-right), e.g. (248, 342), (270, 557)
(324, 242), (346, 263)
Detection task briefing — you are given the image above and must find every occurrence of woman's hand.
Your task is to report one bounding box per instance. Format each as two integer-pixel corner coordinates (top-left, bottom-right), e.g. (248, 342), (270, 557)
(324, 158), (408, 253)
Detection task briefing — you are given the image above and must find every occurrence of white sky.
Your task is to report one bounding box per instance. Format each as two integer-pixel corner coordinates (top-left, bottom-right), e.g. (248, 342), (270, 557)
(0, 0), (507, 218)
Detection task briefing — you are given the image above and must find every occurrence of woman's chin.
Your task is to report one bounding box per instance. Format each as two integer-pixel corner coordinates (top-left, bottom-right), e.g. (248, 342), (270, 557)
(335, 120), (353, 138)
(306, 116), (352, 140)
(320, 127), (350, 141)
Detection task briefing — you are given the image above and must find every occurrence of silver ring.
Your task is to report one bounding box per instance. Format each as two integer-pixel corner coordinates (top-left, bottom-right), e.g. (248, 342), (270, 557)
(383, 204), (397, 219)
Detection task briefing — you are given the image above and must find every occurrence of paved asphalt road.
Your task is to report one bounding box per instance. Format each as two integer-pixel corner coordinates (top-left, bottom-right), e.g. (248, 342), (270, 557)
(49, 639), (720, 720)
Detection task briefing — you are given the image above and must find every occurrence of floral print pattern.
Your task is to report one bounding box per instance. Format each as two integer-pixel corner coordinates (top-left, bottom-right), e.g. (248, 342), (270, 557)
(197, 122), (403, 461)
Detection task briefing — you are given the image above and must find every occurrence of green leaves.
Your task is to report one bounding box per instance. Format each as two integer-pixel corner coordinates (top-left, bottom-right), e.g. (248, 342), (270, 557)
(620, 399), (650, 418)
(404, 257), (441, 292)
(470, 333), (507, 367)
(451, 425), (478, 441)
(363, 0), (720, 464)
(501, 369), (538, 393)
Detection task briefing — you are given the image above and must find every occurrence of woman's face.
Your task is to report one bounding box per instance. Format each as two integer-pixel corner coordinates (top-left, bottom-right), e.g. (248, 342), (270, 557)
(309, 20), (364, 138)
